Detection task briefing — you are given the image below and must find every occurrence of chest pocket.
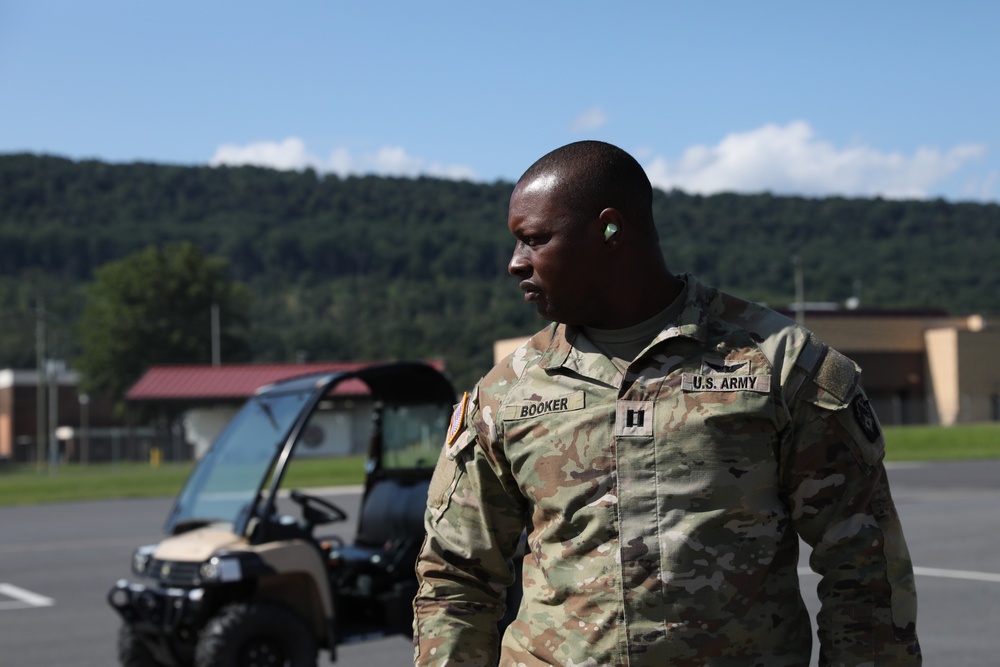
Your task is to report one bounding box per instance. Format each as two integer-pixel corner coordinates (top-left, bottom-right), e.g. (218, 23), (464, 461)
(652, 354), (780, 473)
(499, 389), (617, 509)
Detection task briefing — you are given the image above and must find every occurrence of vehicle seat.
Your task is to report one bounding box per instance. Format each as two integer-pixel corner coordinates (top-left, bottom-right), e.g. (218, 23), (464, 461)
(331, 478), (430, 574)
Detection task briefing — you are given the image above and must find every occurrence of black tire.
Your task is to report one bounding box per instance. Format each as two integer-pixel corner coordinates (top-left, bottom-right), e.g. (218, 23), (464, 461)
(118, 623), (162, 667)
(194, 601), (318, 667)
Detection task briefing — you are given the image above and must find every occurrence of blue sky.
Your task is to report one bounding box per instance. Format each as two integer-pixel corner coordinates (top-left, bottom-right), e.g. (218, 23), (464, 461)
(2, 1), (998, 202)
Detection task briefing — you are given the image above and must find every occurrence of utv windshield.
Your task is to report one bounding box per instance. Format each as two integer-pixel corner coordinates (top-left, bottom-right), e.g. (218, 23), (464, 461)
(380, 403), (449, 470)
(166, 381), (320, 532)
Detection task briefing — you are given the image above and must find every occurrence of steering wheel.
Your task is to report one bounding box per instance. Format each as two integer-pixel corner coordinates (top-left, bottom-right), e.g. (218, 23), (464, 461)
(289, 489), (348, 530)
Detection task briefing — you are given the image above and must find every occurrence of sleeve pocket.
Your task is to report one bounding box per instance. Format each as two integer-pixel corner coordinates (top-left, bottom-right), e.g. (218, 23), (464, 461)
(427, 430), (476, 513)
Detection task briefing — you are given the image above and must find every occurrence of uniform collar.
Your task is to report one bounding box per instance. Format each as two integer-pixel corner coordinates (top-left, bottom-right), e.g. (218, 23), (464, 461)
(535, 273), (710, 381)
(647, 272), (709, 347)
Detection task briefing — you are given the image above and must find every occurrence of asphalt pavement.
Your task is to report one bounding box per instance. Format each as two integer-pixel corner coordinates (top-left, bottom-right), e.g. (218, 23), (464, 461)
(0, 460), (997, 666)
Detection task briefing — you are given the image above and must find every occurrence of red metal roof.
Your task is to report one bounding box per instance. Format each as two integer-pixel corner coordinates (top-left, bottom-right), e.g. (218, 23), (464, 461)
(126, 361), (444, 402)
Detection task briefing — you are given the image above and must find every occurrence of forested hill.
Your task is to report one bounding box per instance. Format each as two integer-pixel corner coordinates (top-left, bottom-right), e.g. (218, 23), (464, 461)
(2, 153), (999, 389)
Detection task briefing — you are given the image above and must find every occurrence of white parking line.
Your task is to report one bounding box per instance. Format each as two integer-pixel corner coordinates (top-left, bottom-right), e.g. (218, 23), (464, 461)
(912, 566), (1000, 584)
(0, 583), (55, 610)
(798, 566), (1000, 584)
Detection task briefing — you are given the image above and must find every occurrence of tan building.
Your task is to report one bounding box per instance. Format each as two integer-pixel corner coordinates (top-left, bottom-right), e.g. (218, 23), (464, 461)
(494, 309), (998, 427)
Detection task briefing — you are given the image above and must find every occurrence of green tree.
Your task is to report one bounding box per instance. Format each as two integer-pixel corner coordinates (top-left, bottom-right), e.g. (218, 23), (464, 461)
(76, 242), (251, 405)
(3, 154), (1000, 391)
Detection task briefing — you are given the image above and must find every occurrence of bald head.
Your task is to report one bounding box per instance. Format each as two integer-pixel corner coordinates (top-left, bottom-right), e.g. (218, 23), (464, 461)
(517, 140), (657, 241)
(508, 141), (682, 329)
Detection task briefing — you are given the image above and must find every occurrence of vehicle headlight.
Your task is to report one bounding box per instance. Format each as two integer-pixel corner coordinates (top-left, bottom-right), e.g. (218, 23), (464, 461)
(199, 557), (243, 583)
(132, 546), (156, 576)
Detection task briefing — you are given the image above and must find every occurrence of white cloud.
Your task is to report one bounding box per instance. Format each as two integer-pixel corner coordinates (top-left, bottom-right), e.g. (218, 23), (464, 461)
(363, 146), (478, 180)
(570, 106), (610, 133)
(207, 125), (989, 200)
(644, 121), (986, 199)
(210, 137), (318, 171)
(210, 137), (477, 181)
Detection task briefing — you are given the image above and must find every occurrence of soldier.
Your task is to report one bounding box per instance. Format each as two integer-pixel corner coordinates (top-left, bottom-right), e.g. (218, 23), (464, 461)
(413, 140), (921, 665)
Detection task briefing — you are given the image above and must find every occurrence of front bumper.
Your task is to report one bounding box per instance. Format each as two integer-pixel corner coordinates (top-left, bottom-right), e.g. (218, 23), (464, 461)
(108, 579), (211, 665)
(108, 578), (209, 628)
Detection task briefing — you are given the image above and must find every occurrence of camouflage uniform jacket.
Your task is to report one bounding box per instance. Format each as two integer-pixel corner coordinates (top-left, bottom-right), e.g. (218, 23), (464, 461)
(414, 274), (921, 666)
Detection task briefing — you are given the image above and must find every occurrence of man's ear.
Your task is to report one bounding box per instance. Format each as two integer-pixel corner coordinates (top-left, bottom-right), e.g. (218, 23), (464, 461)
(598, 208), (624, 249)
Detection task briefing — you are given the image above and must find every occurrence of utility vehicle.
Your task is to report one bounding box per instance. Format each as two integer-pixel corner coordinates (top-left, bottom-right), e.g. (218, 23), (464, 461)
(108, 362), (456, 666)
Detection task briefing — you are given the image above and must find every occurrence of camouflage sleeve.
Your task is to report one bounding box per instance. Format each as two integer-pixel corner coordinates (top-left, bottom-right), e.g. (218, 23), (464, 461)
(780, 345), (922, 665)
(413, 386), (527, 666)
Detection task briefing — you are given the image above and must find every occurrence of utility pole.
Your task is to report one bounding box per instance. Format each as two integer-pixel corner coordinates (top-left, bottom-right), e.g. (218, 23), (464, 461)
(211, 302), (221, 366)
(47, 359), (61, 474)
(35, 297), (46, 472)
(792, 255), (805, 326)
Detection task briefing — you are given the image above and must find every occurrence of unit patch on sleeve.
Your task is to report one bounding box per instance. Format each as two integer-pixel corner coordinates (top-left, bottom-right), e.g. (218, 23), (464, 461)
(502, 391), (585, 421)
(852, 393), (881, 443)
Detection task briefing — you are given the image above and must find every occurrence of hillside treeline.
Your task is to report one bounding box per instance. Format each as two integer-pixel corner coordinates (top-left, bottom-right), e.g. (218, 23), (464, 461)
(2, 153), (998, 390)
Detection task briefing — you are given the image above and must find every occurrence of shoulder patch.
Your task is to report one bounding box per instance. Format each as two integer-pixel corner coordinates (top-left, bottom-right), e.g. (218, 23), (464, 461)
(837, 390), (885, 467)
(813, 348), (857, 403)
(852, 393), (881, 443)
(446, 392), (469, 445)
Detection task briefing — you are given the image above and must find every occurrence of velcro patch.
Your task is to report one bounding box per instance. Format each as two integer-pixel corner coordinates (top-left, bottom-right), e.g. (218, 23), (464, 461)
(682, 373), (771, 393)
(502, 391), (585, 421)
(813, 348), (857, 403)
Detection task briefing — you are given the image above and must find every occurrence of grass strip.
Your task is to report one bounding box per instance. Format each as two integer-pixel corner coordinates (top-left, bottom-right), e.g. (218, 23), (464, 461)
(0, 456), (367, 507)
(884, 422), (1000, 461)
(1, 425), (997, 507)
